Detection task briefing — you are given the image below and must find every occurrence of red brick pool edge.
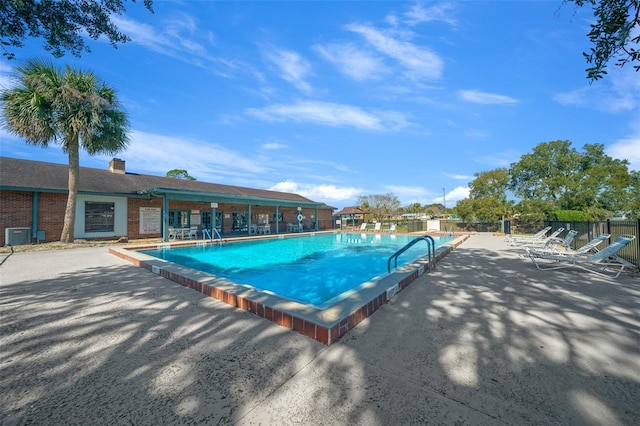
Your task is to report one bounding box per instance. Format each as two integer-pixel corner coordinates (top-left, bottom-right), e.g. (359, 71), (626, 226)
(109, 234), (469, 345)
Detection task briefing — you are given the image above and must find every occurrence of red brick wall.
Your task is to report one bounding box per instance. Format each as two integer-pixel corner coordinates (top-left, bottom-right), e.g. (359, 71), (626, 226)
(1, 189), (335, 245)
(0, 191), (69, 245)
(37, 193), (68, 242)
(0, 191), (33, 246)
(127, 198), (164, 239)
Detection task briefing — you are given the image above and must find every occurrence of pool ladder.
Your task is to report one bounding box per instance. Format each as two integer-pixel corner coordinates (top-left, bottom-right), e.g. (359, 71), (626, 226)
(387, 235), (436, 273)
(203, 228), (224, 243)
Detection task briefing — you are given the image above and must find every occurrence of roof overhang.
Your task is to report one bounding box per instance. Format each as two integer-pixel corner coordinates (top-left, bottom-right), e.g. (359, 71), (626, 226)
(139, 187), (323, 208)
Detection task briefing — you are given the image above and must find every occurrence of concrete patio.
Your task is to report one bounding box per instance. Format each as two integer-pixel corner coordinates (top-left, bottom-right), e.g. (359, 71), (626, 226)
(1, 233), (638, 425)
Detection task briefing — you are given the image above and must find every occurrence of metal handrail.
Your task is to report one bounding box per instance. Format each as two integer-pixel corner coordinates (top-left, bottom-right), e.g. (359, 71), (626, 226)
(203, 228), (224, 243)
(387, 235), (435, 273)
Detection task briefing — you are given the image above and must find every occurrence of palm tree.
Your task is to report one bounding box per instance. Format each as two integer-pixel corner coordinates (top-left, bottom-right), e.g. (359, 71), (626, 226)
(1, 59), (129, 242)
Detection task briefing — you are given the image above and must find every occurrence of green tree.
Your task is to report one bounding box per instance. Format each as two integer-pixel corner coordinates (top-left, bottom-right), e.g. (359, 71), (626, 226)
(509, 140), (631, 219)
(1, 0), (154, 59)
(469, 168), (510, 202)
(166, 169), (196, 180)
(357, 193), (400, 222)
(454, 168), (511, 223)
(625, 170), (640, 218)
(1, 59), (130, 242)
(565, 0), (640, 81)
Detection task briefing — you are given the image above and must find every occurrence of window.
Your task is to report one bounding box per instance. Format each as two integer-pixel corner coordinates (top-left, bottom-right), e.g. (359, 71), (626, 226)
(85, 202), (114, 232)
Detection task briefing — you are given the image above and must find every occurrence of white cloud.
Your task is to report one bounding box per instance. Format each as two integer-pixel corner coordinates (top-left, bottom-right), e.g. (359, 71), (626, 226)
(110, 16), (233, 74)
(444, 173), (474, 180)
(314, 43), (385, 80)
(403, 3), (457, 26)
(245, 100), (411, 131)
(269, 180), (361, 204)
(265, 47), (312, 94)
(553, 66), (639, 112)
(552, 87), (636, 112)
(607, 135), (640, 171)
(261, 142), (287, 150)
(345, 23), (443, 80)
(111, 16), (167, 52)
(0, 61), (15, 90)
(96, 130), (270, 180)
(433, 186), (470, 205)
(458, 90), (519, 105)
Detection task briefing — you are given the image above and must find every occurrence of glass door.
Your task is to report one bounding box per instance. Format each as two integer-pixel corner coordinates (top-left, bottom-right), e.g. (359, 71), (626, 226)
(169, 210), (189, 228)
(202, 211), (223, 234)
(232, 211), (247, 232)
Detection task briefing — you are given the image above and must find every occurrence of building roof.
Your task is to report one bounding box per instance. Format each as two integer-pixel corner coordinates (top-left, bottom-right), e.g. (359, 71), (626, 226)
(334, 206), (368, 216)
(0, 157), (331, 209)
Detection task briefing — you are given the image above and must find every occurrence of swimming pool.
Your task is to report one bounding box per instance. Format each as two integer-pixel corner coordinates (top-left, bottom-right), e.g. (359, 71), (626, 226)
(110, 231), (467, 345)
(140, 233), (452, 308)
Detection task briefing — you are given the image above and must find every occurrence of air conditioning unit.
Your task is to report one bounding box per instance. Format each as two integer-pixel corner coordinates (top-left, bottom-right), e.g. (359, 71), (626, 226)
(5, 228), (32, 246)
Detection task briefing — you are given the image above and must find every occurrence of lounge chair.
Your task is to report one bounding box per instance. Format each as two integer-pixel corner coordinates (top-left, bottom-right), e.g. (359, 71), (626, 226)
(373, 222), (382, 232)
(543, 229), (578, 250)
(508, 227), (565, 247)
(389, 223), (397, 233)
(359, 223), (367, 232)
(506, 226), (551, 244)
(572, 234), (610, 254)
(531, 234), (609, 255)
(525, 234), (636, 278)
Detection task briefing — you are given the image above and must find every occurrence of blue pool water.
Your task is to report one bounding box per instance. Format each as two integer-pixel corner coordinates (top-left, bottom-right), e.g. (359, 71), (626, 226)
(141, 233), (451, 307)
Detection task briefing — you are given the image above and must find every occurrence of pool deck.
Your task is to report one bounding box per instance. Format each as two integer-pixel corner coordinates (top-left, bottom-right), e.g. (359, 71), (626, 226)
(1, 233), (639, 424)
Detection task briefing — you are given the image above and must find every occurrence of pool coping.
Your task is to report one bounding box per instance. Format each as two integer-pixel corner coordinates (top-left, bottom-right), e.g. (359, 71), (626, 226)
(109, 231), (470, 345)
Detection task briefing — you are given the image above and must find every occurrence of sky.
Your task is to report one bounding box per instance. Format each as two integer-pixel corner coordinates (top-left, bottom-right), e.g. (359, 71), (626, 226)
(1, 1), (639, 211)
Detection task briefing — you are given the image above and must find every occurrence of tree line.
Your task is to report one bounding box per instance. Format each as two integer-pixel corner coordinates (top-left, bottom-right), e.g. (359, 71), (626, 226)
(454, 140), (640, 222)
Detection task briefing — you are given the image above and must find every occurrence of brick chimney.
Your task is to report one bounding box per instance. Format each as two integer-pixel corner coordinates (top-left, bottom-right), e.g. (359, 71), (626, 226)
(109, 158), (126, 174)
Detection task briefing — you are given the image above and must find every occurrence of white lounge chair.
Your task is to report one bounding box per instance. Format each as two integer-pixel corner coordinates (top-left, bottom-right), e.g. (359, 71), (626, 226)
(373, 222), (382, 232)
(572, 234), (610, 254)
(506, 226), (551, 244)
(527, 233), (608, 258)
(508, 227), (564, 247)
(389, 223), (397, 233)
(525, 234), (636, 278)
(359, 223), (367, 232)
(543, 229), (578, 250)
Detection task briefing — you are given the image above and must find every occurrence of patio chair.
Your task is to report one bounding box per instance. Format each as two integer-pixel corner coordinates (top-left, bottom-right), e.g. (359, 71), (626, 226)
(525, 234), (636, 278)
(505, 226), (551, 244)
(168, 227), (177, 240)
(188, 226), (198, 239)
(508, 227), (564, 247)
(572, 234), (610, 254)
(359, 222), (367, 231)
(373, 222), (382, 232)
(389, 223), (397, 233)
(543, 229), (578, 250)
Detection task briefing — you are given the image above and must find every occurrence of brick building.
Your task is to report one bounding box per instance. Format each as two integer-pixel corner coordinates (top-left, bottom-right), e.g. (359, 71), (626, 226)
(0, 157), (335, 246)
